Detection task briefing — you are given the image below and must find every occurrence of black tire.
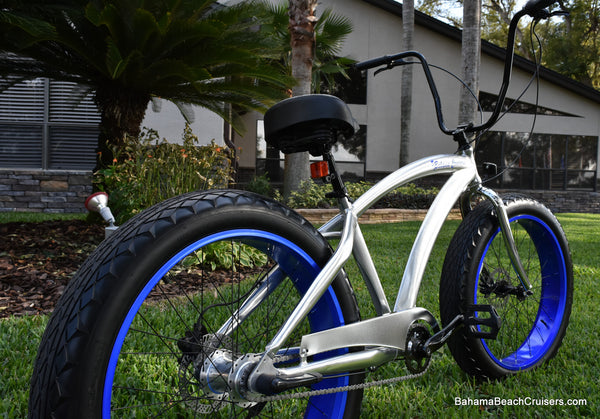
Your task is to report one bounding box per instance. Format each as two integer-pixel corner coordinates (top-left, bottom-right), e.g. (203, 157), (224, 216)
(29, 190), (363, 418)
(440, 195), (573, 379)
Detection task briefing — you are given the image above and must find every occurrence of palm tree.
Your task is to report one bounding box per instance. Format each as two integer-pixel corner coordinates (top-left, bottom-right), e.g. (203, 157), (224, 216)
(279, 0), (353, 196)
(267, 4), (353, 93)
(401, 0), (414, 167)
(459, 0), (482, 126)
(0, 0), (292, 166)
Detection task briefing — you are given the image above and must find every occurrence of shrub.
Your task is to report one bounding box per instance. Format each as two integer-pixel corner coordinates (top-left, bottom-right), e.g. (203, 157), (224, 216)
(375, 183), (439, 209)
(244, 173), (275, 197)
(95, 125), (232, 224)
(185, 241), (268, 271)
(284, 180), (438, 209)
(287, 180), (334, 209)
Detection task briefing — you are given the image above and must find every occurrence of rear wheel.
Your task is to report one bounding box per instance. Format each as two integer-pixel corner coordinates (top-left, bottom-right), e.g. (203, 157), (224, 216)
(440, 195), (573, 379)
(29, 190), (363, 418)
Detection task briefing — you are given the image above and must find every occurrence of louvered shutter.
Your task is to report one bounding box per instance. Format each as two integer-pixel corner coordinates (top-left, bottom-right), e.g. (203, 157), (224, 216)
(49, 81), (100, 124)
(0, 78), (45, 168)
(0, 78), (101, 170)
(48, 81), (100, 170)
(49, 126), (99, 170)
(0, 124), (43, 168)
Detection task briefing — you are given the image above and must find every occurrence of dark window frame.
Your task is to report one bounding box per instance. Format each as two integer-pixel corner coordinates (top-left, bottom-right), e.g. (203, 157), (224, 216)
(476, 131), (598, 191)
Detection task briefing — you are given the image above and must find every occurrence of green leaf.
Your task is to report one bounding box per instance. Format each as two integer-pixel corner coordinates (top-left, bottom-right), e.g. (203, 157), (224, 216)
(105, 38), (125, 78)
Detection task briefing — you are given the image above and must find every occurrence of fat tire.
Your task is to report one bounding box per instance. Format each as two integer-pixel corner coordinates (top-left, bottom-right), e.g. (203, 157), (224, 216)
(439, 194), (573, 379)
(29, 190), (363, 418)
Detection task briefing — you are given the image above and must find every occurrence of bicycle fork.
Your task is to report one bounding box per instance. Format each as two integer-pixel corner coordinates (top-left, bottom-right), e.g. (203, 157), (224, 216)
(476, 186), (534, 295)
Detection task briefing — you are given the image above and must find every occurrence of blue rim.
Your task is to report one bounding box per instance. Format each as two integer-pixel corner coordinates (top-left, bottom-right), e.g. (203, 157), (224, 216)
(102, 229), (349, 418)
(475, 215), (568, 371)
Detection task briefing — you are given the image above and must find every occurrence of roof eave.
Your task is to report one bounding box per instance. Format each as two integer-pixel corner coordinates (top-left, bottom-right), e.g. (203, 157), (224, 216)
(361, 0), (600, 104)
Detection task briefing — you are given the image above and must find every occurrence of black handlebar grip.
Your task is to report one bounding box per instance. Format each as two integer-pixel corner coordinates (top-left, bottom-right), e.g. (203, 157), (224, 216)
(522, 0), (557, 16)
(354, 55), (393, 71)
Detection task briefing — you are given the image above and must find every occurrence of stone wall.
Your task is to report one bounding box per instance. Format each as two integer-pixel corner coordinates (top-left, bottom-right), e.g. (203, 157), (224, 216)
(498, 189), (600, 214)
(0, 169), (93, 213)
(0, 169), (598, 215)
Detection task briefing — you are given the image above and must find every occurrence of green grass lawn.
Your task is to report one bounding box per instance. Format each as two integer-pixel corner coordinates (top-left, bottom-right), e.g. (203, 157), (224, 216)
(0, 212), (87, 223)
(1, 213), (597, 417)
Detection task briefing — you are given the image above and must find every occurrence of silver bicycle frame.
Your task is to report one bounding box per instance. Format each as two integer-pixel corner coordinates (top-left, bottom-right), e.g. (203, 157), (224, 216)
(263, 150), (479, 356)
(219, 147), (529, 381)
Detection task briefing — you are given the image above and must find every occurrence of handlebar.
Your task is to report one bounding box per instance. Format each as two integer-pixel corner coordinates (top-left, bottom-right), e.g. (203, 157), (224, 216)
(354, 0), (566, 137)
(355, 51), (456, 135)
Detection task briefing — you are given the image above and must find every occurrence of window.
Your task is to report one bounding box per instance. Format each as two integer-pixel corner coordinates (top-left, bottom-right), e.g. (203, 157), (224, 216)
(0, 78), (100, 170)
(476, 131), (598, 190)
(256, 120), (367, 182)
(479, 91), (578, 116)
(319, 66), (367, 105)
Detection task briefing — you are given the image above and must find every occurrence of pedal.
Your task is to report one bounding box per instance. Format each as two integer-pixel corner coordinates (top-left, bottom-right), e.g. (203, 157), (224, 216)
(464, 304), (501, 339)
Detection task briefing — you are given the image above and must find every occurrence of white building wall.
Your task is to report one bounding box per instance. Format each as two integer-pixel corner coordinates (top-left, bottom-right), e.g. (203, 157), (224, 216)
(141, 99), (224, 146)
(145, 0), (600, 182)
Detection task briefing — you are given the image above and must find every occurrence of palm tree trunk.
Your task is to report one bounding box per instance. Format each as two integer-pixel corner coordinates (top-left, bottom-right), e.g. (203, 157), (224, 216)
(283, 0), (317, 198)
(459, 0), (481, 126)
(94, 86), (150, 169)
(400, 0), (414, 167)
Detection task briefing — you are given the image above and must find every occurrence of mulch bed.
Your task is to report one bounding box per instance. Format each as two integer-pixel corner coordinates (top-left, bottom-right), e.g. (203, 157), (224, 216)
(0, 220), (258, 318)
(0, 220), (105, 318)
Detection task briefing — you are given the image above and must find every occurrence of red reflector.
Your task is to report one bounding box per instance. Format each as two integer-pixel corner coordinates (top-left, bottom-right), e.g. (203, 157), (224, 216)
(310, 161), (329, 179)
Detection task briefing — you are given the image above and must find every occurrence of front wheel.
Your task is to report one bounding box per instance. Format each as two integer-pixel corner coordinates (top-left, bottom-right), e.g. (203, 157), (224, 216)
(440, 195), (573, 379)
(29, 190), (363, 418)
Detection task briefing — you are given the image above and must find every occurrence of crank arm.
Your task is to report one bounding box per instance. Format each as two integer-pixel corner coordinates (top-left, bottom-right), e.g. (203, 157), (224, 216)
(422, 314), (464, 356)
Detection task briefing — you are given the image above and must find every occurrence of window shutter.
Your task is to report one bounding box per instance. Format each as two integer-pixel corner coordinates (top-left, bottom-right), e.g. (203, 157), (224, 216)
(49, 126), (99, 170)
(0, 78), (45, 122)
(49, 81), (101, 124)
(0, 78), (45, 168)
(0, 78), (102, 170)
(0, 124), (43, 168)
(48, 81), (100, 170)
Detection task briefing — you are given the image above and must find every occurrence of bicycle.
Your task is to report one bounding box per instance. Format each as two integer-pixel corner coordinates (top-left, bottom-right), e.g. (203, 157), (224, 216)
(29, 0), (573, 417)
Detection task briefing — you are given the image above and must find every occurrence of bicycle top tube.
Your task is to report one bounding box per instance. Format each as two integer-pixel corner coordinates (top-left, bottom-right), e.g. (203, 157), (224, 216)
(353, 0), (567, 137)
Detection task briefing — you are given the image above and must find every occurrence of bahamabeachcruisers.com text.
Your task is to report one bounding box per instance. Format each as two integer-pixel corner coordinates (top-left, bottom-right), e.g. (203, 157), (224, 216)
(455, 397), (587, 407)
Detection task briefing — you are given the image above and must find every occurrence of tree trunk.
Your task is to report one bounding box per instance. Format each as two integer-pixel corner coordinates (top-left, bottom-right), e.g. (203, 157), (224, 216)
(400, 0), (414, 167)
(459, 0), (481, 127)
(283, 0), (317, 198)
(486, 0), (529, 58)
(94, 86), (150, 169)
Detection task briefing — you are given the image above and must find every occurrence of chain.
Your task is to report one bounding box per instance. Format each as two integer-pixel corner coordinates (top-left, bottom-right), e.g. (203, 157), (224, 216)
(252, 362), (430, 403)
(189, 334), (430, 406)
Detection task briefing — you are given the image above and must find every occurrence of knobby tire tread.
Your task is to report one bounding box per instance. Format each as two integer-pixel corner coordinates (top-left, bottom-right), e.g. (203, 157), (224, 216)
(439, 195), (573, 379)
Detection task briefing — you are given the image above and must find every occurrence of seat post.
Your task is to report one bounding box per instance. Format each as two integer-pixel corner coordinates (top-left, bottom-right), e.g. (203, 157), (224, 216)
(322, 150), (349, 202)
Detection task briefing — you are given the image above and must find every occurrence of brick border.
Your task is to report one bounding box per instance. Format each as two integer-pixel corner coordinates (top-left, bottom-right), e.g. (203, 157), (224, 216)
(296, 208), (462, 224)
